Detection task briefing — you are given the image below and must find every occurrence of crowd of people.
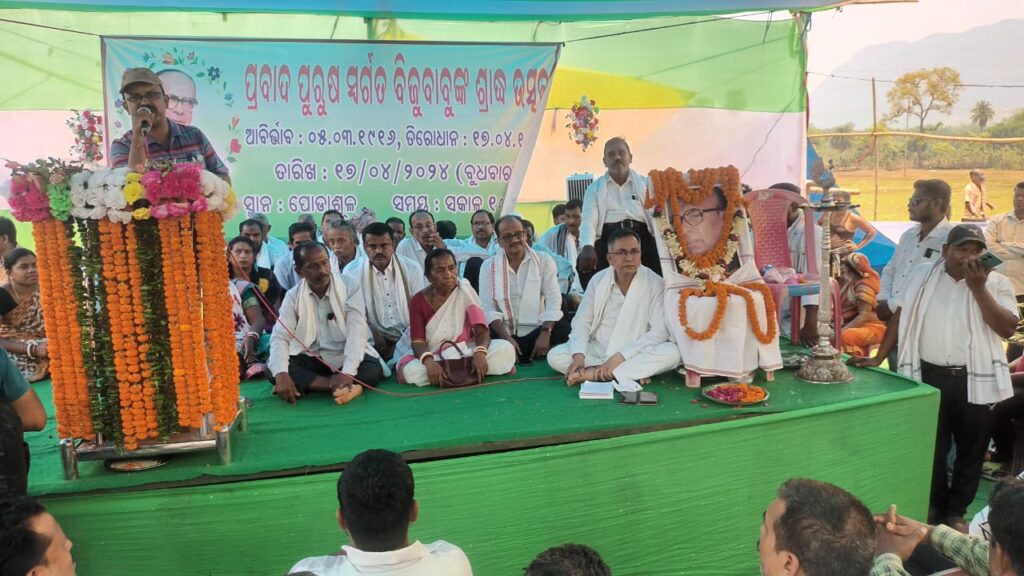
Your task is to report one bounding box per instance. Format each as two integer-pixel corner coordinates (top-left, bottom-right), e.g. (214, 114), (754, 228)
(1, 67), (1023, 574)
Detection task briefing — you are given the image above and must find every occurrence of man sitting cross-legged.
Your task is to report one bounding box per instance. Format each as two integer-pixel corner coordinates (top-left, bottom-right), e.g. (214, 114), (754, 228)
(547, 227), (680, 386)
(479, 215), (570, 364)
(287, 449), (472, 576)
(342, 222), (427, 364)
(269, 242), (386, 405)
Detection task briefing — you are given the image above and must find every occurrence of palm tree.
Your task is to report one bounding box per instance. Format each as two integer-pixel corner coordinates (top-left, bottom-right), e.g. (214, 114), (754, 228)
(970, 101), (995, 130)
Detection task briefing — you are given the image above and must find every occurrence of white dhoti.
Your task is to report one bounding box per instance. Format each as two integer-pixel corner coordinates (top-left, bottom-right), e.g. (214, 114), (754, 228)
(547, 341), (680, 381)
(400, 339), (516, 387)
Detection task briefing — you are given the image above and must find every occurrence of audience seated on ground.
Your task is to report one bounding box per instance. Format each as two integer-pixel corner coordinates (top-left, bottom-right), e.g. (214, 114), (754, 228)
(228, 235), (283, 328)
(759, 478), (876, 576)
(342, 222), (427, 364)
(525, 219), (583, 306)
(229, 269), (269, 381)
(455, 209), (498, 292)
(274, 221), (317, 291)
(551, 202), (567, 226)
(322, 220), (360, 274)
(547, 228), (680, 386)
(287, 449), (472, 576)
(538, 199), (585, 306)
(386, 216), (407, 244)
(436, 220), (457, 240)
(838, 253), (886, 357)
(396, 210), (486, 271)
(524, 543), (611, 576)
(239, 217), (285, 271)
(394, 248), (515, 387)
(872, 477), (1024, 576)
(479, 216), (570, 364)
(298, 213), (320, 241)
(0, 248), (48, 382)
(0, 216), (19, 284)
(321, 209), (344, 231)
(269, 242), (386, 405)
(0, 350), (45, 497)
(0, 495), (77, 576)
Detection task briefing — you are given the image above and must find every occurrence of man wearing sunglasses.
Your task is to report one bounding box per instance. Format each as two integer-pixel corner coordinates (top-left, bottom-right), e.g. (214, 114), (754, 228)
(109, 67), (230, 182)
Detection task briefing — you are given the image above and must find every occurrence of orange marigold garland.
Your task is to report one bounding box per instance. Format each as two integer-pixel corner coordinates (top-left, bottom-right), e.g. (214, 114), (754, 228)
(177, 214), (212, 428)
(159, 216), (195, 428)
(195, 211), (240, 431)
(648, 166), (777, 345)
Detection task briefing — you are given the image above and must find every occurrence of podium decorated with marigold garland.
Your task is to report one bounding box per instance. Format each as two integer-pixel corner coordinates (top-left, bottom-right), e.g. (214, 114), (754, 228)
(5, 159), (248, 479)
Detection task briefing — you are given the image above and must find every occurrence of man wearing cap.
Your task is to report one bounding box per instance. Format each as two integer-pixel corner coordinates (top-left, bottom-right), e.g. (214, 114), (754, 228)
(849, 224), (1019, 530)
(110, 67), (230, 181)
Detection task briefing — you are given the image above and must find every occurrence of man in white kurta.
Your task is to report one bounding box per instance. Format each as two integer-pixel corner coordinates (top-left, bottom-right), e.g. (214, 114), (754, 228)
(548, 228), (680, 384)
(654, 187), (782, 382)
(343, 222), (427, 365)
(480, 216), (570, 362)
(269, 243), (387, 404)
(395, 209), (490, 270)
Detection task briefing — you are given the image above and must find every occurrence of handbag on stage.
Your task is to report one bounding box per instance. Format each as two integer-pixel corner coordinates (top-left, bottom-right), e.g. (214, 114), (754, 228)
(436, 340), (478, 388)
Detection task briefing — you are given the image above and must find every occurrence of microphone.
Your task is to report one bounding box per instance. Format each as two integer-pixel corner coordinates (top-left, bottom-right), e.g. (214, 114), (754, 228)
(138, 105), (154, 136)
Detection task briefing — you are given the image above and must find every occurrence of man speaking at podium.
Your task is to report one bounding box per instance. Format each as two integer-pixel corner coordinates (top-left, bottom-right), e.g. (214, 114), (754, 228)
(110, 67), (230, 182)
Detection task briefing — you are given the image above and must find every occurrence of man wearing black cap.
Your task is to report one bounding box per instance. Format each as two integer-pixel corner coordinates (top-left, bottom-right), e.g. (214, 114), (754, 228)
(850, 224), (1019, 530)
(109, 67), (230, 181)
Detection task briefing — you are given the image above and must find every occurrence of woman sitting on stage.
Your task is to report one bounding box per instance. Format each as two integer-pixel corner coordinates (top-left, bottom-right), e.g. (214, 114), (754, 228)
(0, 248), (48, 382)
(838, 252), (886, 357)
(230, 277), (269, 380)
(396, 248), (516, 386)
(227, 236), (283, 328)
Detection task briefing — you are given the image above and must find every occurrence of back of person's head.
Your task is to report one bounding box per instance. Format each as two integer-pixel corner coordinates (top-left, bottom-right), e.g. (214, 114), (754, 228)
(0, 496), (49, 576)
(436, 220), (457, 240)
(770, 182), (803, 195)
(524, 543), (611, 576)
(988, 477), (1024, 576)
(288, 221), (316, 244)
(337, 449), (415, 552)
(0, 216), (17, 247)
(773, 479), (875, 576)
(913, 179), (952, 213)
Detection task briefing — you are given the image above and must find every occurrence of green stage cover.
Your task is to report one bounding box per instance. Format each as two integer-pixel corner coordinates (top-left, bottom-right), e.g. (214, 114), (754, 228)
(40, 375), (939, 575)
(28, 345), (929, 496)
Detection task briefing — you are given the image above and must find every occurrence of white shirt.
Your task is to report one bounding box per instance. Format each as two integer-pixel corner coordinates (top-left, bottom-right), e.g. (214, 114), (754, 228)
(879, 220), (954, 304)
(593, 283), (625, 351)
(395, 237), (487, 270)
(478, 251), (563, 336)
(538, 223), (580, 264)
(918, 272), (971, 366)
(288, 540), (472, 576)
(601, 177), (645, 226)
(257, 236), (290, 270)
(345, 256), (426, 333)
(985, 211), (1024, 295)
(274, 254), (303, 292)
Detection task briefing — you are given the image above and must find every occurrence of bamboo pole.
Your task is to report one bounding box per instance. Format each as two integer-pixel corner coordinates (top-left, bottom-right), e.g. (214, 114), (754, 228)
(809, 131), (1024, 144)
(872, 77), (879, 220)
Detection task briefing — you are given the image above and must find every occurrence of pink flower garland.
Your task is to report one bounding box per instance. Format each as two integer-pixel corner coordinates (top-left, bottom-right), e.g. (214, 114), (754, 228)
(9, 175), (53, 222)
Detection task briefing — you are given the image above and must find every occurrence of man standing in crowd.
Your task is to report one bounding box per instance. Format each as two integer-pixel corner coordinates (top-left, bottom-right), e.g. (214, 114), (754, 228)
(269, 243), (385, 405)
(986, 182), (1024, 360)
(871, 478), (1024, 576)
(0, 496), (77, 576)
(850, 224), (1018, 530)
(288, 449), (472, 576)
(110, 67), (229, 181)
(963, 169), (994, 222)
(576, 137), (660, 289)
(758, 479), (876, 576)
(877, 180), (955, 369)
(323, 220), (360, 274)
(548, 228), (679, 385)
(479, 216), (569, 364)
(1, 350), (45, 497)
(343, 222), (427, 363)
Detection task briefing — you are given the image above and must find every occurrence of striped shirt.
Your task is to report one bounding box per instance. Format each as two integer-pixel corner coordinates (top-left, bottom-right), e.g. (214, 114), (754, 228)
(869, 525), (991, 576)
(110, 119), (229, 176)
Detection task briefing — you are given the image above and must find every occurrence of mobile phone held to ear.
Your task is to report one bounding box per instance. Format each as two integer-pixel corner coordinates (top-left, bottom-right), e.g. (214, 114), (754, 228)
(980, 251), (1003, 271)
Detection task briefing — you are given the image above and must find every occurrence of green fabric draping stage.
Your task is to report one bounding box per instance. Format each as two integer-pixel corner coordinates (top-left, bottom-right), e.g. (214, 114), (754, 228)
(28, 348), (940, 576)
